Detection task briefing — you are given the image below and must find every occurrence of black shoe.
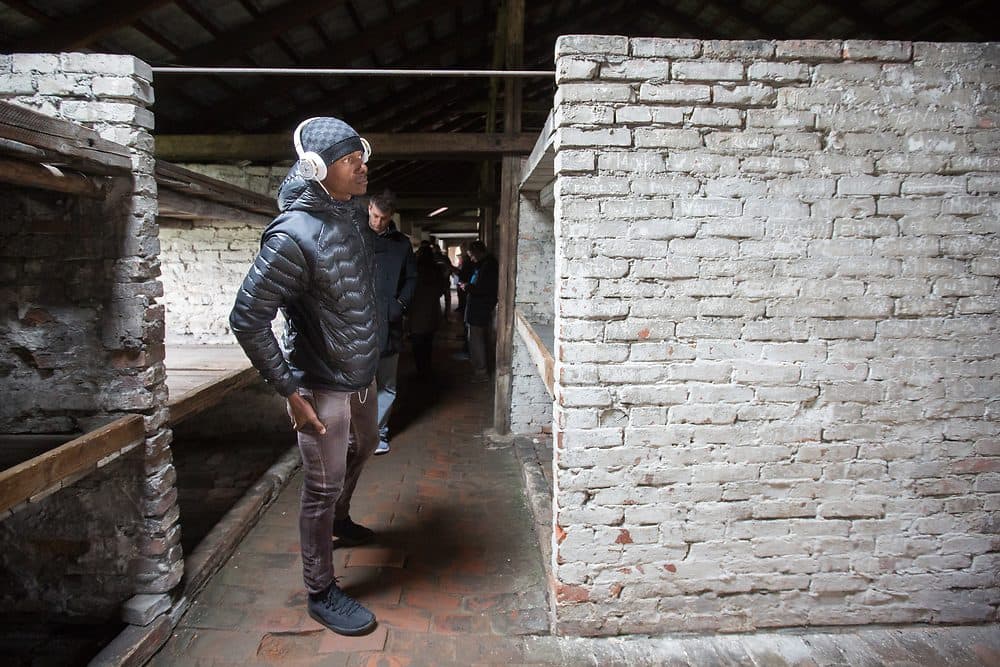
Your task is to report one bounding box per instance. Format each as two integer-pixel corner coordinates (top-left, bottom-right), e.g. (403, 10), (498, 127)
(308, 583), (376, 636)
(333, 516), (375, 546)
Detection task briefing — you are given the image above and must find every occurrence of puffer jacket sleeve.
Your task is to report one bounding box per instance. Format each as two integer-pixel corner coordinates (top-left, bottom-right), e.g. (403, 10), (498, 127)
(397, 244), (418, 309)
(229, 232), (308, 397)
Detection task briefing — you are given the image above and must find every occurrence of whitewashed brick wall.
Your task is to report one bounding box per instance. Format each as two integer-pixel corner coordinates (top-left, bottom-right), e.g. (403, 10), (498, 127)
(160, 219), (276, 344)
(158, 165), (285, 344)
(512, 195), (557, 434)
(552, 37), (999, 635)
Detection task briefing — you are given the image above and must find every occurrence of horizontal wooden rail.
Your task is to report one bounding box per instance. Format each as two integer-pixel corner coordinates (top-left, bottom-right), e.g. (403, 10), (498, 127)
(0, 415), (146, 515)
(514, 309), (554, 399)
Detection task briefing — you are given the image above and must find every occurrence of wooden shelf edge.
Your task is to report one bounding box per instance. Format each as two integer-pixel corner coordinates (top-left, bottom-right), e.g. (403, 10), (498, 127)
(514, 308), (555, 399)
(0, 415), (146, 515)
(167, 365), (258, 426)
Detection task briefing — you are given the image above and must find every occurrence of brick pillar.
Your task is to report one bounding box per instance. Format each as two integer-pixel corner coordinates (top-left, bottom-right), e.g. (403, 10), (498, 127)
(552, 37), (999, 635)
(0, 54), (181, 617)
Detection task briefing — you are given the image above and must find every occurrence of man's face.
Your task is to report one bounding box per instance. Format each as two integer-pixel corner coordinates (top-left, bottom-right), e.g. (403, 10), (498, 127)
(321, 150), (368, 201)
(368, 202), (393, 234)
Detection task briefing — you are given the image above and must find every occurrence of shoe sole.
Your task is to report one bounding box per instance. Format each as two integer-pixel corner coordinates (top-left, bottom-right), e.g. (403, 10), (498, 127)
(308, 607), (377, 636)
(373, 448), (390, 455)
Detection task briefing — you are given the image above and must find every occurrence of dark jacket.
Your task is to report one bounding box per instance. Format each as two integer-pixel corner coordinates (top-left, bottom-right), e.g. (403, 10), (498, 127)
(229, 173), (379, 396)
(407, 251), (447, 336)
(372, 222), (417, 356)
(464, 253), (499, 327)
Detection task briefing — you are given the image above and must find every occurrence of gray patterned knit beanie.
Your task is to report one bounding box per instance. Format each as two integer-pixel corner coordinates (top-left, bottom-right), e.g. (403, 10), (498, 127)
(297, 117), (363, 165)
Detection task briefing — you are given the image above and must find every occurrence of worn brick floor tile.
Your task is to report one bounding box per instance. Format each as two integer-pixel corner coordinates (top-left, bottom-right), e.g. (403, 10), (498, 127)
(492, 607), (550, 636)
(183, 628), (264, 662)
(317, 625), (388, 653)
(400, 587), (463, 614)
(374, 605), (433, 633)
(254, 630), (326, 662)
(181, 600), (247, 631)
(430, 613), (492, 635)
(344, 547), (407, 568)
(252, 606), (314, 633)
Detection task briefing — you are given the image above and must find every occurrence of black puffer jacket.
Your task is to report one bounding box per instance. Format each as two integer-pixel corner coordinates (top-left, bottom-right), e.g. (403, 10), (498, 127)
(372, 222), (417, 356)
(229, 173), (379, 396)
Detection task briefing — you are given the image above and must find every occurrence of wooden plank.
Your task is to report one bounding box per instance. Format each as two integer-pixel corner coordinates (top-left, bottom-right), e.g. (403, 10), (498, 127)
(0, 156), (105, 198)
(165, 344), (253, 371)
(157, 188), (274, 226)
(154, 132), (539, 162)
(0, 415), (145, 514)
(514, 310), (555, 398)
(0, 101), (131, 175)
(155, 160), (277, 217)
(167, 366), (259, 426)
(519, 110), (555, 193)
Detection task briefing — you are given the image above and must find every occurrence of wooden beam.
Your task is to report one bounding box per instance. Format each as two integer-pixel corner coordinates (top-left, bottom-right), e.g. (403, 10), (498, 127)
(0, 157), (105, 198)
(0, 415), (145, 514)
(0, 101), (132, 175)
(157, 189), (274, 226)
(155, 133), (538, 162)
(167, 0), (348, 67)
(493, 0), (524, 434)
(168, 366), (259, 426)
(155, 160), (278, 216)
(514, 310), (554, 399)
(11, 0), (173, 51)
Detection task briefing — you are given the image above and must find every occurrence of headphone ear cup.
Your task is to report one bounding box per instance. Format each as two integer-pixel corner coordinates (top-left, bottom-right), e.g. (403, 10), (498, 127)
(298, 151), (327, 181)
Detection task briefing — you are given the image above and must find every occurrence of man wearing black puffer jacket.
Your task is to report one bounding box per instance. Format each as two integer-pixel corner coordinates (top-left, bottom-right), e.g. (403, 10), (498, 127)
(229, 117), (380, 637)
(367, 190), (416, 456)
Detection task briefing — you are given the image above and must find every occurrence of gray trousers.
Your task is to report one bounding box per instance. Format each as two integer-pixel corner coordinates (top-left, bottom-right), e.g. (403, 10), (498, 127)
(375, 353), (398, 441)
(292, 379), (378, 594)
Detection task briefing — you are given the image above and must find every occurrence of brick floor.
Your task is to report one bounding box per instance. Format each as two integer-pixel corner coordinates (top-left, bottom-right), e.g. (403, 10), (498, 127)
(148, 322), (1000, 666)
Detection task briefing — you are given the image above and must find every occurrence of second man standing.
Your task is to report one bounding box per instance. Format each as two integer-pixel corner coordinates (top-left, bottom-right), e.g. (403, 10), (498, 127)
(367, 190), (416, 455)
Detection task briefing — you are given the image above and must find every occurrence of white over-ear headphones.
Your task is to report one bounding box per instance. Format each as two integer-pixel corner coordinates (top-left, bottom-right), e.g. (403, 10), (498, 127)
(293, 118), (326, 182)
(293, 118), (372, 182)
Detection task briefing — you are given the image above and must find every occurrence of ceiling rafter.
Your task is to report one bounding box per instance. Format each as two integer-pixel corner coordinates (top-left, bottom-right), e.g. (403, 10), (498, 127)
(359, 0), (611, 135)
(11, 0), (174, 51)
(165, 0), (475, 133)
(236, 0), (303, 64)
(164, 0), (348, 67)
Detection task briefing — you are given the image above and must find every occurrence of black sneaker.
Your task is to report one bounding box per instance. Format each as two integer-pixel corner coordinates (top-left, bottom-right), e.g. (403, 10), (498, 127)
(308, 583), (376, 636)
(333, 516), (375, 546)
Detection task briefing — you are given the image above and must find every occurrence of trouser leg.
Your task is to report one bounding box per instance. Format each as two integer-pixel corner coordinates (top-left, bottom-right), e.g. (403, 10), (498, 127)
(335, 378), (379, 521)
(468, 324), (488, 375)
(294, 388), (351, 594)
(375, 354), (398, 442)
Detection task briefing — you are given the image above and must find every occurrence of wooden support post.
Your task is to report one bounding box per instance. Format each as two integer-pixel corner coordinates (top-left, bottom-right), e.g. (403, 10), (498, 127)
(493, 0), (524, 433)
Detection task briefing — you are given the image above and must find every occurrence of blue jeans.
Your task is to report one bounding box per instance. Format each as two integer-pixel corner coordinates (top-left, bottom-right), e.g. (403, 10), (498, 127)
(376, 353), (398, 442)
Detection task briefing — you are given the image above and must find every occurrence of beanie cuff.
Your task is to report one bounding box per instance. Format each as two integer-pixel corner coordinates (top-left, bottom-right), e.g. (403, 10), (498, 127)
(317, 136), (363, 166)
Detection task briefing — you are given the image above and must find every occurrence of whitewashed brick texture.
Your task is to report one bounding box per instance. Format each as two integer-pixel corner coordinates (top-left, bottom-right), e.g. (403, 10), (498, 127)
(552, 36), (1000, 636)
(158, 164), (287, 344)
(511, 195), (557, 434)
